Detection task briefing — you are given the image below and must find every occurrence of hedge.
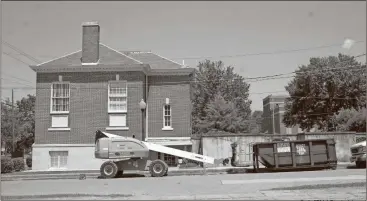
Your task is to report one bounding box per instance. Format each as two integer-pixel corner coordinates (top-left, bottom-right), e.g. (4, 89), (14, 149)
(12, 157), (25, 172)
(1, 157), (14, 173)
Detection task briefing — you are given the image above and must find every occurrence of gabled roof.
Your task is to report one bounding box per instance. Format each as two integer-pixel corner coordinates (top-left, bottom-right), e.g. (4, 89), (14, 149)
(37, 44), (142, 67)
(36, 44), (184, 70)
(121, 51), (183, 69)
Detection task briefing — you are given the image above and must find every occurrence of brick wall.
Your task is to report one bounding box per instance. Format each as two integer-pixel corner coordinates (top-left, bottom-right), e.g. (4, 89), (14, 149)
(35, 71), (145, 144)
(147, 75), (192, 138)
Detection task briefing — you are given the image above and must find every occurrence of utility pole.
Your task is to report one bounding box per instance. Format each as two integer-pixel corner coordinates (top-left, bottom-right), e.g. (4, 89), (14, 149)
(11, 89), (15, 153)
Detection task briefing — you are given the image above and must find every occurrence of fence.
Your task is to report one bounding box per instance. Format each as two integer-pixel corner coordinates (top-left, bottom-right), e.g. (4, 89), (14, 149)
(194, 132), (366, 167)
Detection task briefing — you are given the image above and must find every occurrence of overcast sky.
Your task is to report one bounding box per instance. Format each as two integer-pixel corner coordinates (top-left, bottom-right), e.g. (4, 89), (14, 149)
(1, 1), (366, 111)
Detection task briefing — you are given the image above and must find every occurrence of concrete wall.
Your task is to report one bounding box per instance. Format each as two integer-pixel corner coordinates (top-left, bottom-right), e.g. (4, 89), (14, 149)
(198, 132), (366, 167)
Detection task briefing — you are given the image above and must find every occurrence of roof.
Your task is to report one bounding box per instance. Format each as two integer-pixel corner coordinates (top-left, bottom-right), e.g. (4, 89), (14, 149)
(122, 51), (183, 69)
(37, 44), (184, 70)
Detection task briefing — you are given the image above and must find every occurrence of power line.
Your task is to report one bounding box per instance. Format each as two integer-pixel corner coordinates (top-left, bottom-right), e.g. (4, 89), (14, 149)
(2, 41), (41, 64)
(7, 40), (365, 65)
(2, 52), (31, 66)
(170, 41), (366, 60)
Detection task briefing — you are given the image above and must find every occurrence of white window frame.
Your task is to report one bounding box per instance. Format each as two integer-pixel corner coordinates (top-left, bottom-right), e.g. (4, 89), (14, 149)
(107, 81), (129, 129)
(50, 82), (70, 114)
(162, 104), (173, 130)
(49, 151), (68, 169)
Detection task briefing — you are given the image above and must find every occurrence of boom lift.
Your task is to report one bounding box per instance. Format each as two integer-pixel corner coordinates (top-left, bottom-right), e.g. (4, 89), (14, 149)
(94, 130), (215, 178)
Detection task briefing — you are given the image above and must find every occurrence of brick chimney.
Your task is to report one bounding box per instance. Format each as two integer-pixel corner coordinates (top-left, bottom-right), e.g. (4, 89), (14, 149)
(81, 22), (100, 64)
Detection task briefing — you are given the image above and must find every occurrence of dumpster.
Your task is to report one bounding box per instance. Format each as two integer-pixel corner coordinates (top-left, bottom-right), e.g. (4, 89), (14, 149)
(252, 139), (337, 172)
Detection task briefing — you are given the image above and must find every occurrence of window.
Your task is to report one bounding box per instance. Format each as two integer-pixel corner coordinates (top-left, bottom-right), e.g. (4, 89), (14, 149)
(49, 151), (68, 169)
(108, 81), (127, 127)
(51, 83), (70, 113)
(163, 104), (172, 128)
(286, 127), (292, 134)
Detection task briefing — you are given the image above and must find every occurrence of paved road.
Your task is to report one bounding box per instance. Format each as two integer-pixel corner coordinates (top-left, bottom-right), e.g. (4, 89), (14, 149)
(2, 169), (366, 200)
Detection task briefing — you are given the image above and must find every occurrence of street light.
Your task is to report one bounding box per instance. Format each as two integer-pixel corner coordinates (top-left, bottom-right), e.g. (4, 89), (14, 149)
(139, 99), (147, 141)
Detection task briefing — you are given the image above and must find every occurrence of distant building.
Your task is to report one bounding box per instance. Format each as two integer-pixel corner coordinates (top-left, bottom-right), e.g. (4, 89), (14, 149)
(262, 95), (301, 134)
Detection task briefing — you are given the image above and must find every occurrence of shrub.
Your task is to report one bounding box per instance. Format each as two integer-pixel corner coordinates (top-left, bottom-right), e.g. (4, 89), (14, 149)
(26, 156), (32, 168)
(1, 157), (14, 173)
(12, 157), (25, 172)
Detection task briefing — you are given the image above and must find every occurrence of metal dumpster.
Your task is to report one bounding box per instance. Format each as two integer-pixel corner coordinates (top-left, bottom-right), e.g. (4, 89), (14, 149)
(252, 139), (337, 172)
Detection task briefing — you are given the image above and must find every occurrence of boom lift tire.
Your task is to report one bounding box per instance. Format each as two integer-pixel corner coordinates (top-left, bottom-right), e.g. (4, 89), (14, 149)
(149, 159), (168, 177)
(100, 161), (118, 178)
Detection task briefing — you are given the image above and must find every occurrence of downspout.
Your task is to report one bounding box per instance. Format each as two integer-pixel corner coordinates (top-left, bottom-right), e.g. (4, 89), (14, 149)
(145, 75), (149, 141)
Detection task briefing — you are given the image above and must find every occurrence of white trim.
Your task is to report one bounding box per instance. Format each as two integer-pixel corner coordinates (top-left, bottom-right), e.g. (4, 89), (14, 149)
(145, 75), (149, 140)
(50, 82), (71, 114)
(163, 104), (172, 129)
(37, 50), (82, 66)
(107, 81), (128, 114)
(151, 52), (184, 66)
(106, 127), (129, 131)
(48, 128), (71, 131)
(162, 127), (174, 131)
(81, 61), (99, 66)
(100, 43), (143, 64)
(50, 111), (70, 115)
(32, 144), (94, 148)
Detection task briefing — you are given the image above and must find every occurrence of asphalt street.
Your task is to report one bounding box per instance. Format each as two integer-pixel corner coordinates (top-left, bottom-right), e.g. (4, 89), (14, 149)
(1, 168), (366, 200)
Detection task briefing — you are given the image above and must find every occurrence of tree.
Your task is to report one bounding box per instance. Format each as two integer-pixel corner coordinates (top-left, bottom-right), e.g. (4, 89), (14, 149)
(15, 95), (36, 153)
(283, 53), (366, 131)
(1, 94), (35, 155)
(249, 110), (263, 133)
(331, 107), (366, 132)
(192, 60), (252, 134)
(196, 93), (250, 133)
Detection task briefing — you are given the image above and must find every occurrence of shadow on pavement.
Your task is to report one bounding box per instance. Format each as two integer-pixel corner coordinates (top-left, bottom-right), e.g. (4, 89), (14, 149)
(97, 174), (146, 179)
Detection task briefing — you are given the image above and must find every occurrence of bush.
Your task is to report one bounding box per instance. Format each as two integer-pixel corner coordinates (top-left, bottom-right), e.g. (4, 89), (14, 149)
(26, 156), (32, 168)
(12, 157), (25, 172)
(1, 157), (14, 173)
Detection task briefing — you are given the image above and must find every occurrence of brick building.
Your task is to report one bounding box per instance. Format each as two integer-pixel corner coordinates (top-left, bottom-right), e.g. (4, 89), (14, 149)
(29, 22), (195, 170)
(262, 95), (301, 134)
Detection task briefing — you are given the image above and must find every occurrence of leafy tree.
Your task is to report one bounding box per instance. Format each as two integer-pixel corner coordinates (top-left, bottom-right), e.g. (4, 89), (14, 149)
(196, 93), (249, 133)
(1, 94), (35, 155)
(249, 110), (263, 133)
(192, 60), (252, 134)
(331, 107), (366, 132)
(283, 54), (366, 131)
(15, 95), (35, 153)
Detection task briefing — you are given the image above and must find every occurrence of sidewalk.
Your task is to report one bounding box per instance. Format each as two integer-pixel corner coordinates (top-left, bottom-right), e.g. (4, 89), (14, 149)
(1, 162), (354, 181)
(2, 187), (365, 200)
(1, 166), (249, 181)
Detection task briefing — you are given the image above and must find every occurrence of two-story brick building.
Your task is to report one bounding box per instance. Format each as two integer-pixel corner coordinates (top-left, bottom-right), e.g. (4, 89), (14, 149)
(30, 22), (195, 170)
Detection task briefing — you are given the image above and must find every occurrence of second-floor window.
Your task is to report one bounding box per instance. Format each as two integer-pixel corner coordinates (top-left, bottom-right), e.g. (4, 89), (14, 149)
(108, 81), (127, 127)
(163, 104), (172, 128)
(51, 83), (70, 113)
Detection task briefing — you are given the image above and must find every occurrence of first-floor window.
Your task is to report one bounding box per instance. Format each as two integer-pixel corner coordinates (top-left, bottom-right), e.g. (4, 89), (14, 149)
(163, 104), (172, 128)
(108, 81), (127, 127)
(49, 151), (68, 169)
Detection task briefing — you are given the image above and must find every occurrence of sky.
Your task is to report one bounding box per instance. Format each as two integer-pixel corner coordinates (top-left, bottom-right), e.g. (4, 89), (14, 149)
(1, 1), (366, 111)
